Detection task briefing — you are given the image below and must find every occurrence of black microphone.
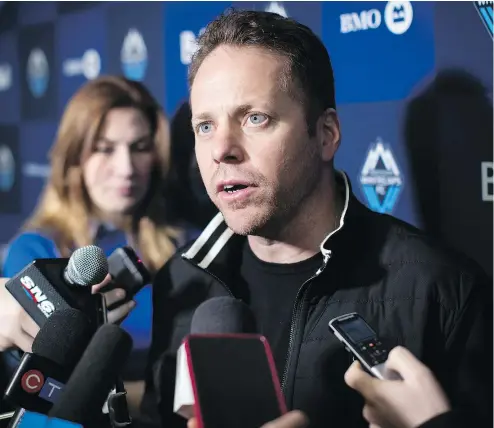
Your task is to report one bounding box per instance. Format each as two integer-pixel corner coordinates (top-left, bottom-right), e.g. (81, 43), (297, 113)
(3, 308), (94, 418)
(4, 245), (108, 328)
(48, 324), (133, 427)
(190, 296), (257, 334)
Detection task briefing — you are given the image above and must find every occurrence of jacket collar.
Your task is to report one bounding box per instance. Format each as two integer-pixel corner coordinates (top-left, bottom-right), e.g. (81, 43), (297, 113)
(181, 171), (371, 279)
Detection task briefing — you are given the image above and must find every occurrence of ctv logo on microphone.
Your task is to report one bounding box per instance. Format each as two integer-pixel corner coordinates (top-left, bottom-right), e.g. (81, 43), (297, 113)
(21, 369), (64, 404)
(20, 276), (55, 318)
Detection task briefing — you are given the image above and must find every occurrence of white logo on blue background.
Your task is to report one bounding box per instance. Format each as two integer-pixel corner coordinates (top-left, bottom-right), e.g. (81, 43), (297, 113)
(180, 28), (206, 66)
(0, 63), (12, 92)
(0, 144), (15, 192)
(121, 29), (148, 81)
(82, 49), (101, 80)
(27, 48), (49, 98)
(340, 1), (413, 35)
(63, 49), (101, 80)
(384, 1), (414, 35)
(265, 2), (288, 18)
(359, 138), (403, 214)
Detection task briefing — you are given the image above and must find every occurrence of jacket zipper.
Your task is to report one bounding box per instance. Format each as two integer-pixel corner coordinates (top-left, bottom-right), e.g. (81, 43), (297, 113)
(280, 250), (332, 393)
(182, 249), (332, 393)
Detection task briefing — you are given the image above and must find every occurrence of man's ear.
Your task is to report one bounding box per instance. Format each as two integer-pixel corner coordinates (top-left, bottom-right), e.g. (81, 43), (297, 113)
(318, 108), (341, 162)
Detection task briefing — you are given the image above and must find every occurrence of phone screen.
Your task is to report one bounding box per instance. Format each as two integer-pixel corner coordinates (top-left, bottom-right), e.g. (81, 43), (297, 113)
(187, 335), (285, 428)
(337, 316), (376, 344)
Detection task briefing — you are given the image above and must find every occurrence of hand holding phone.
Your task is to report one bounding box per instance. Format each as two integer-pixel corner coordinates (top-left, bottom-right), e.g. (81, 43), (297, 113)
(328, 312), (402, 380)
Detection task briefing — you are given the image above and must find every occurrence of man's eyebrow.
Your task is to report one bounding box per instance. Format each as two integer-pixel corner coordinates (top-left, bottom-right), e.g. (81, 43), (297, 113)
(191, 113), (212, 126)
(190, 104), (268, 126)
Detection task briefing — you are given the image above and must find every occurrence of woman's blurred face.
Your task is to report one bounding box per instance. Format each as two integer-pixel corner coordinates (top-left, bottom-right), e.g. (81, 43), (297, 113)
(83, 107), (155, 217)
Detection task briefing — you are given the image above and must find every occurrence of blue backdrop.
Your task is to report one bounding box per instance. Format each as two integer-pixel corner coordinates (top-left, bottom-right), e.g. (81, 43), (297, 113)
(0, 0), (492, 360)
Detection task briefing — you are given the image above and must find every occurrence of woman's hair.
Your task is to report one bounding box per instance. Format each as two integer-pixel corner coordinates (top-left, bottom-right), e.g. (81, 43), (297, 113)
(24, 75), (181, 273)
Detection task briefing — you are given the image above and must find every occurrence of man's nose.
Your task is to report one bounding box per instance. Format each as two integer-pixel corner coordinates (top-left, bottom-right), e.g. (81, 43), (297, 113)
(211, 125), (245, 164)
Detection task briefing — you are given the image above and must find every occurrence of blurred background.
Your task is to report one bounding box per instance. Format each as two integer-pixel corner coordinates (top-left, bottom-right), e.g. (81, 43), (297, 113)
(0, 0), (492, 400)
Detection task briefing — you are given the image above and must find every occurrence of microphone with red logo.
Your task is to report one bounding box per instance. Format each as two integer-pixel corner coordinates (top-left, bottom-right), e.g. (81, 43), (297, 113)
(4, 245), (109, 328)
(3, 308), (95, 420)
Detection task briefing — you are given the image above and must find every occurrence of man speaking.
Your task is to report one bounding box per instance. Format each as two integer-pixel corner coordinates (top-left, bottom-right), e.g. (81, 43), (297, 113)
(139, 9), (493, 428)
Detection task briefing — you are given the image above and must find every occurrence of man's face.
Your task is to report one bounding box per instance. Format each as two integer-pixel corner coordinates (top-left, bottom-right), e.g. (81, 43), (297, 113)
(190, 46), (323, 236)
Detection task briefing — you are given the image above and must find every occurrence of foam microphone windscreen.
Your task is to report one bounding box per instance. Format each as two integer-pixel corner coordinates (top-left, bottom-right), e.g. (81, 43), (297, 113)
(48, 324), (133, 426)
(190, 296), (257, 334)
(32, 308), (95, 370)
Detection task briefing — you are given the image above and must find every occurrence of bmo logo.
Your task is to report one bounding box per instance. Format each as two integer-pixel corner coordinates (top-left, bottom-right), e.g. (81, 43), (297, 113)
(21, 369), (64, 403)
(340, 1), (414, 35)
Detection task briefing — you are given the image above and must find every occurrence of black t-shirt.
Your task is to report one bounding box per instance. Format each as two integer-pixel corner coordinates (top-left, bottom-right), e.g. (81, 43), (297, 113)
(239, 241), (323, 377)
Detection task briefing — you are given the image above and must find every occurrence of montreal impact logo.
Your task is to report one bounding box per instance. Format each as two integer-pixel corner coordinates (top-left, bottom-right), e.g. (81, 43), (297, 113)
(359, 138), (403, 214)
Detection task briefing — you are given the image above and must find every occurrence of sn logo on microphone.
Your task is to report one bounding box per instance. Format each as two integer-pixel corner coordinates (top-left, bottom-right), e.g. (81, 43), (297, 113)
(21, 369), (65, 404)
(20, 276), (55, 318)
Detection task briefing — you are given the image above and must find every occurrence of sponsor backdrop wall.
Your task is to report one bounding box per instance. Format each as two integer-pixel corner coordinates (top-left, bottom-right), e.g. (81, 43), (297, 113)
(0, 0), (492, 368)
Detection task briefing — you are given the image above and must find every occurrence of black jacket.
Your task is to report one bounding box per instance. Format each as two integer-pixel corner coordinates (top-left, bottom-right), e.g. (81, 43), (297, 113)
(418, 410), (469, 428)
(139, 173), (493, 428)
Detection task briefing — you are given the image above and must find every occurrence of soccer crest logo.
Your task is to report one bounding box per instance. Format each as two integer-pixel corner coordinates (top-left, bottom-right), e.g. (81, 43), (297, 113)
(359, 138), (404, 214)
(474, 1), (493, 38)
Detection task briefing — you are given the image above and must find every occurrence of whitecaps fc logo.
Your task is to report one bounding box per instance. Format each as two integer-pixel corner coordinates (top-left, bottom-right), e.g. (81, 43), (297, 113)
(474, 1), (493, 39)
(359, 138), (404, 214)
(265, 2), (288, 17)
(121, 28), (148, 81)
(27, 48), (49, 98)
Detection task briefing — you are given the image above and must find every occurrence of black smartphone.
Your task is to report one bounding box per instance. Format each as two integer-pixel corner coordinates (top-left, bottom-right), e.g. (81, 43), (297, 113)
(329, 312), (402, 380)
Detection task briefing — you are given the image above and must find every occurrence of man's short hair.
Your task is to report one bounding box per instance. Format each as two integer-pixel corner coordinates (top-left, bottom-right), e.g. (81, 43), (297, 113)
(188, 9), (336, 136)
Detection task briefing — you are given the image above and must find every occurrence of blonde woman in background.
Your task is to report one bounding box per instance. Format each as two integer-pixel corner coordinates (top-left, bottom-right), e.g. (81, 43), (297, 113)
(0, 75), (198, 414)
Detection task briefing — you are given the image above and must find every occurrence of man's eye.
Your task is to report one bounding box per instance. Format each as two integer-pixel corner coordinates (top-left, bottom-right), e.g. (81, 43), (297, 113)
(198, 122), (213, 134)
(247, 114), (268, 125)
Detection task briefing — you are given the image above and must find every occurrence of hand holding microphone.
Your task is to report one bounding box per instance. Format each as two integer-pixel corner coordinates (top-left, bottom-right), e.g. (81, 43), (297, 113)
(91, 274), (135, 325)
(344, 346), (451, 428)
(0, 278), (39, 352)
(2, 244), (139, 335)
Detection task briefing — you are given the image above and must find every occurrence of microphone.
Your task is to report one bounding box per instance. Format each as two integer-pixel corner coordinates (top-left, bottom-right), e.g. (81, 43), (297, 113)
(4, 309), (94, 415)
(5, 245), (108, 328)
(190, 296), (257, 334)
(63, 245), (108, 286)
(48, 324), (133, 427)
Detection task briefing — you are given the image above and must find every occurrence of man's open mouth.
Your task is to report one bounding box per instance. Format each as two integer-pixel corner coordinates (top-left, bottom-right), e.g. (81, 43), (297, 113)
(223, 184), (249, 194)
